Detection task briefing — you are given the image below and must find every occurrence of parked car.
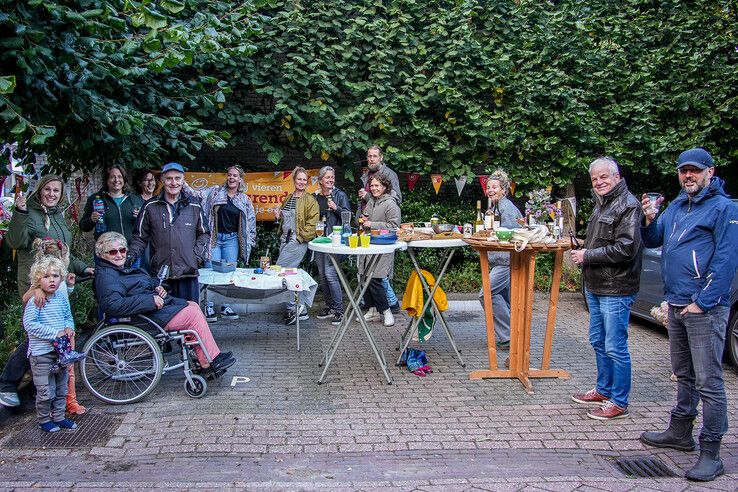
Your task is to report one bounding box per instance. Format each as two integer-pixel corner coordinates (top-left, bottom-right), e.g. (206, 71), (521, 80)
(629, 246), (738, 368)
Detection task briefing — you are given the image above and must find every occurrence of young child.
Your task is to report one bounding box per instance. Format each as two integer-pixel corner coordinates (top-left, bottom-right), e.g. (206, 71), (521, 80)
(24, 238), (87, 414)
(23, 256), (80, 433)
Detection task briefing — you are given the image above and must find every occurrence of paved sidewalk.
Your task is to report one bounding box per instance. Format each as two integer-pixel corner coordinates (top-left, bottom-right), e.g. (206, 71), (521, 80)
(0, 292), (735, 490)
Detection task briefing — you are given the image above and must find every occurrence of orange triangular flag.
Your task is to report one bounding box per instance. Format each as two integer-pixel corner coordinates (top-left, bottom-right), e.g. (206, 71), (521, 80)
(431, 174), (443, 194)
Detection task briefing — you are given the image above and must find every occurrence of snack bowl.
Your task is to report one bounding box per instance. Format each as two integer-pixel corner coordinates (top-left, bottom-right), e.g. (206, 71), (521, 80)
(432, 223), (456, 234)
(495, 228), (513, 242)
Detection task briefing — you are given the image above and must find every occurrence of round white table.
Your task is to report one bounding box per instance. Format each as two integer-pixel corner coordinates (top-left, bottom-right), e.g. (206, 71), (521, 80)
(308, 240), (407, 384)
(400, 238), (467, 367)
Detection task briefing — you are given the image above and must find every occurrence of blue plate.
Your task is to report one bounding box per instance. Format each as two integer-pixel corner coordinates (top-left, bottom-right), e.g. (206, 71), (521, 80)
(370, 233), (397, 245)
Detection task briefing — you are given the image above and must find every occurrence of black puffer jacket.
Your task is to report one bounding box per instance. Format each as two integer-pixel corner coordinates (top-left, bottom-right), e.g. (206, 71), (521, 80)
(583, 179), (643, 295)
(128, 191), (210, 278)
(95, 257), (187, 327)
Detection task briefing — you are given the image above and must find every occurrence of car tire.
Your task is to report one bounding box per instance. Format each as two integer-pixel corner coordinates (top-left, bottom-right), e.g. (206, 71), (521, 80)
(726, 310), (738, 369)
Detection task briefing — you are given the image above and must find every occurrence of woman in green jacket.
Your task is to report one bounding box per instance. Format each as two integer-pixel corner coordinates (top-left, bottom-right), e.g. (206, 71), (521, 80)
(6, 174), (93, 295)
(275, 166), (319, 325)
(1, 174), (92, 413)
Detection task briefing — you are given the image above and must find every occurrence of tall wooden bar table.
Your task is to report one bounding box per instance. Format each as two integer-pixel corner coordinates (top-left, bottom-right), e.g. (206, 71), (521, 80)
(465, 237), (571, 394)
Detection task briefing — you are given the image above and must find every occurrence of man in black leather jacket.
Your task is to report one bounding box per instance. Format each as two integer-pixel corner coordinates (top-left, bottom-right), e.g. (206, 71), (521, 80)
(570, 157), (643, 421)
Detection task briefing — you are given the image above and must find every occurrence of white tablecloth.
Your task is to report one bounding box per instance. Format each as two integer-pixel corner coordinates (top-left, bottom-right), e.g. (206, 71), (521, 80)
(198, 268), (318, 307)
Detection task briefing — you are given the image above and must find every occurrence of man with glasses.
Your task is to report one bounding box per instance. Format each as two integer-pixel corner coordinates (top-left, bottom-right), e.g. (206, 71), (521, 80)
(639, 148), (738, 482)
(127, 162), (210, 302)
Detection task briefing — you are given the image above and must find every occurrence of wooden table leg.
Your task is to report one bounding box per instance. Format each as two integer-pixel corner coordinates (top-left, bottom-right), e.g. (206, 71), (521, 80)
(542, 250), (563, 370)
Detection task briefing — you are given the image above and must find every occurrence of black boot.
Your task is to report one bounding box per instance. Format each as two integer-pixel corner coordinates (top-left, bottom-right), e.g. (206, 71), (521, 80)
(639, 415), (696, 451)
(686, 440), (724, 481)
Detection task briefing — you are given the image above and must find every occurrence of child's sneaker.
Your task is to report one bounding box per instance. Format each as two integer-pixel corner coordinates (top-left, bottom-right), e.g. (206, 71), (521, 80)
(54, 418), (78, 430)
(59, 350), (87, 365)
(39, 421), (61, 433)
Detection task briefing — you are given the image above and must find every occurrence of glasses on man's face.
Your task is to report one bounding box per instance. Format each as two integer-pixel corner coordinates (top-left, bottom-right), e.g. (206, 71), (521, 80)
(678, 167), (706, 175)
(106, 247), (127, 256)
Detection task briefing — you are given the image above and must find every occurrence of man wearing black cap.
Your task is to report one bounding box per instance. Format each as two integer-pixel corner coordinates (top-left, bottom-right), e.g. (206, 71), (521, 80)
(128, 162), (210, 302)
(639, 148), (738, 482)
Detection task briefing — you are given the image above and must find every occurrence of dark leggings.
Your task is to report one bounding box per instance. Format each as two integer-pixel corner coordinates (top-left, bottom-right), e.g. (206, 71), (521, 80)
(0, 336), (29, 393)
(363, 278), (390, 313)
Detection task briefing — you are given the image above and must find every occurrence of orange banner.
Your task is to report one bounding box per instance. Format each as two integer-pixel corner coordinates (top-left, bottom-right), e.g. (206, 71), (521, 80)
(186, 170), (320, 221)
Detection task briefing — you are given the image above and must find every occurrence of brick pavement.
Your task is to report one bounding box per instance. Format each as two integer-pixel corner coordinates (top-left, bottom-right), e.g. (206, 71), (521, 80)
(0, 292), (736, 490)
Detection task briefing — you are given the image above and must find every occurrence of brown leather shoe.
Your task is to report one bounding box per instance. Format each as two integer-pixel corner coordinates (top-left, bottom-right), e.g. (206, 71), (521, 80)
(571, 388), (609, 405)
(587, 401), (630, 420)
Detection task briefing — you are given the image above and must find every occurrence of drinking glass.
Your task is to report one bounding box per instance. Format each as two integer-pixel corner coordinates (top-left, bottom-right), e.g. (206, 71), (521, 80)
(646, 192), (662, 214)
(348, 235), (359, 248)
(157, 264), (170, 286)
(360, 234), (371, 248)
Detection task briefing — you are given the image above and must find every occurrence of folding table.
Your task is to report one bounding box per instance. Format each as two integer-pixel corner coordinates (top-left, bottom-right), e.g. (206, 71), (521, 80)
(397, 238), (467, 367)
(198, 267), (318, 351)
(308, 240), (407, 384)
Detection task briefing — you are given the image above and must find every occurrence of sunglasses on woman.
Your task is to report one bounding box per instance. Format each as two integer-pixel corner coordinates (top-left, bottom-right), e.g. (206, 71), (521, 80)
(106, 247), (127, 256)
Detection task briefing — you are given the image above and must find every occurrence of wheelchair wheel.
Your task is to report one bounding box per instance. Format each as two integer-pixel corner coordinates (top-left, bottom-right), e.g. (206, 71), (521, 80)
(81, 325), (164, 404)
(184, 374), (207, 398)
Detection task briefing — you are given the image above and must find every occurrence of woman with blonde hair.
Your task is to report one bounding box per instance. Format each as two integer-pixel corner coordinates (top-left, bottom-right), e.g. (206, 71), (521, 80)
(1, 176), (93, 410)
(275, 167), (319, 325)
(479, 168), (523, 350)
(185, 165), (257, 322)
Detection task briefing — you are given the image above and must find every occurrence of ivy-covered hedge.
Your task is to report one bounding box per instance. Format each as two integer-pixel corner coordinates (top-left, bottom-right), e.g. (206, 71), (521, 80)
(216, 0), (737, 188)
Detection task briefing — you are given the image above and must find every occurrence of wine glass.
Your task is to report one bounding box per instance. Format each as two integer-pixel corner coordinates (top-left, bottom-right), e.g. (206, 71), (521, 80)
(157, 264), (170, 286)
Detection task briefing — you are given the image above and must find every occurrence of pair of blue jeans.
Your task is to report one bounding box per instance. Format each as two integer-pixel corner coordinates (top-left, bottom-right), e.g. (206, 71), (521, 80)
(206, 232), (239, 267)
(314, 252), (343, 313)
(585, 289), (636, 409)
(383, 277), (398, 306)
(667, 304), (728, 442)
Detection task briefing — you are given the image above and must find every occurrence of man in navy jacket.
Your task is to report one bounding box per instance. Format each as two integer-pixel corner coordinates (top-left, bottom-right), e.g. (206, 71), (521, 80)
(639, 148), (738, 482)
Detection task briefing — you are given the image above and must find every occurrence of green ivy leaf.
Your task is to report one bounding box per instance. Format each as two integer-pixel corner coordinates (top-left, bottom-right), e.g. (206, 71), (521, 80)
(0, 76), (16, 94)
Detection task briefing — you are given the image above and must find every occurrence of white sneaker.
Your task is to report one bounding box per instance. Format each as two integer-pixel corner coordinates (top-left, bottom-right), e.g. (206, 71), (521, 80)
(205, 304), (217, 323)
(363, 307), (381, 321)
(383, 308), (395, 327)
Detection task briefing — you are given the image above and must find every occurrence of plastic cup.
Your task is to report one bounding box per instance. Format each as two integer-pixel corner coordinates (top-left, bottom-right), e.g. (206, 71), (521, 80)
(360, 234), (370, 248)
(646, 192), (662, 214)
(348, 235), (359, 248)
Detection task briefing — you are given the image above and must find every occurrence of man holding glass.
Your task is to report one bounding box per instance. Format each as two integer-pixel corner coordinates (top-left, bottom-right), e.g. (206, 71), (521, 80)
(570, 157), (643, 421)
(639, 148), (738, 482)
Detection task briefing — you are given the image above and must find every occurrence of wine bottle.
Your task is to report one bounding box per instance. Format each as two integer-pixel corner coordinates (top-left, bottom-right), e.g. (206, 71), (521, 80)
(569, 230), (582, 250)
(484, 198), (493, 230)
(493, 201), (501, 230)
(474, 200), (484, 233)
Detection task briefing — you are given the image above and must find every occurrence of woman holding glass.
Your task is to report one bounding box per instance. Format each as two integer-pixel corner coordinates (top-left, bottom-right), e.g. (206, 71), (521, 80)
(275, 167), (319, 325)
(80, 165), (143, 244)
(312, 166), (351, 326)
(359, 174), (401, 327)
(479, 169), (523, 349)
(185, 165), (257, 322)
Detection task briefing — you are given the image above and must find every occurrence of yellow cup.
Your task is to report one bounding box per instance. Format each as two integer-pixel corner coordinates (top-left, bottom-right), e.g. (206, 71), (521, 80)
(360, 234), (371, 248)
(348, 234), (359, 248)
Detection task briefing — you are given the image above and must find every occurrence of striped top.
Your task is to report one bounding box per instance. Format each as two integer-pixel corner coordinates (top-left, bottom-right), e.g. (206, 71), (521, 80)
(23, 283), (74, 356)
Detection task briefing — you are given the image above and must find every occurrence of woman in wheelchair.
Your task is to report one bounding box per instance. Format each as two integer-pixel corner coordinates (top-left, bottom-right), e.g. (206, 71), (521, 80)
(94, 232), (235, 377)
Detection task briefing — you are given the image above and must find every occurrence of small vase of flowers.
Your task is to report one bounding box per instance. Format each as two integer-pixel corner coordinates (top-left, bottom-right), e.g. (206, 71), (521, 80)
(524, 189), (562, 226)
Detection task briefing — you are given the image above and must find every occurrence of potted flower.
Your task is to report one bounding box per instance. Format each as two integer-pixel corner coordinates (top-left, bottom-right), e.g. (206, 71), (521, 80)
(524, 189), (562, 226)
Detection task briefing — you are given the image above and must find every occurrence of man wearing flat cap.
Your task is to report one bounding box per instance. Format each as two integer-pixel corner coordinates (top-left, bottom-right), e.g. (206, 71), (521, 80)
(638, 148), (738, 482)
(128, 162), (210, 302)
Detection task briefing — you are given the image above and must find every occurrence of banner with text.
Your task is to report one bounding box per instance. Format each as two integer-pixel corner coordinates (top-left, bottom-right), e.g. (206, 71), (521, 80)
(185, 170), (320, 222)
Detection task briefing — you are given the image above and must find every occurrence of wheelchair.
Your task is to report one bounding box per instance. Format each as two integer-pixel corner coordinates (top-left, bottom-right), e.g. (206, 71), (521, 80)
(80, 313), (216, 404)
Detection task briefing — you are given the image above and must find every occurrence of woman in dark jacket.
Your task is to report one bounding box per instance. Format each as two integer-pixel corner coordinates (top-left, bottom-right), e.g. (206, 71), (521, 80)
(94, 232), (235, 376)
(313, 166), (351, 326)
(80, 165), (143, 243)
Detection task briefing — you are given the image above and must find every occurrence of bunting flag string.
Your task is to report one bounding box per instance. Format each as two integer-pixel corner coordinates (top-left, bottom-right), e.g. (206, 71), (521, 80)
(406, 172), (420, 192)
(430, 174), (443, 194)
(310, 175), (319, 186)
(282, 170), (292, 180)
(454, 176), (467, 196)
(478, 175), (488, 191)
